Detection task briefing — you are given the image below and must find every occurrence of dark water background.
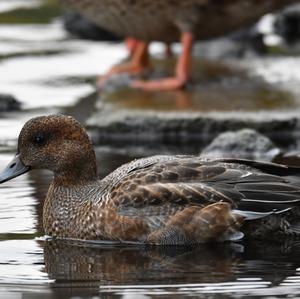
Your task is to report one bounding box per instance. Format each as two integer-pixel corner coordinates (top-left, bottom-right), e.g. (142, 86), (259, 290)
(2, 1), (300, 298)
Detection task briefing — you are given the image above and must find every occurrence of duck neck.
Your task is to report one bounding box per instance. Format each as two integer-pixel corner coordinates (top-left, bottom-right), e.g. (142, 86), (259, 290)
(53, 153), (98, 187)
(53, 169), (97, 187)
(44, 177), (99, 239)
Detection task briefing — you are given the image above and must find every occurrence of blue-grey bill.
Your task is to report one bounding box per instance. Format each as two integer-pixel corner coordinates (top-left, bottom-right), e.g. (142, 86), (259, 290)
(0, 154), (30, 183)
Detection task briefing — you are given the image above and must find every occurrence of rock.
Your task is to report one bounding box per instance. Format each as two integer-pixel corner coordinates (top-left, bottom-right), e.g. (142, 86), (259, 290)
(62, 11), (121, 41)
(87, 52), (300, 150)
(100, 73), (133, 95)
(201, 129), (280, 161)
(273, 151), (300, 166)
(0, 94), (21, 112)
(274, 4), (300, 44)
(236, 31), (267, 55)
(87, 101), (299, 149)
(193, 25), (268, 60)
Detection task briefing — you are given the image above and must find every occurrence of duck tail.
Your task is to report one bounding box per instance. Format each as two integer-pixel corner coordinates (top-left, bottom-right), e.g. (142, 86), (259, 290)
(232, 207), (292, 221)
(286, 222), (300, 235)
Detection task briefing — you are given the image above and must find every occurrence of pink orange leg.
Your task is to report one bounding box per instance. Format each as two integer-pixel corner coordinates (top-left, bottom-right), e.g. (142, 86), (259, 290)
(98, 39), (149, 89)
(125, 38), (140, 57)
(132, 32), (193, 91)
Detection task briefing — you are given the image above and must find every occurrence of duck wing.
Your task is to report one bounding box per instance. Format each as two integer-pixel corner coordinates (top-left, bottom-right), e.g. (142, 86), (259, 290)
(210, 158), (300, 212)
(110, 157), (300, 224)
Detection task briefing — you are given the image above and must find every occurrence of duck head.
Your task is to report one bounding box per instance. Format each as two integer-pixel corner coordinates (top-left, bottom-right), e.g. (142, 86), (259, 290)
(0, 115), (97, 186)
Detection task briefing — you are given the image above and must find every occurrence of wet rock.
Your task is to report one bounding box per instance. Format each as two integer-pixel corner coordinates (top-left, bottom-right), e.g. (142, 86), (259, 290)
(0, 94), (21, 112)
(201, 129), (280, 161)
(87, 54), (300, 150)
(274, 4), (300, 45)
(87, 102), (299, 149)
(233, 30), (267, 56)
(62, 11), (121, 41)
(100, 73), (133, 95)
(195, 30), (267, 60)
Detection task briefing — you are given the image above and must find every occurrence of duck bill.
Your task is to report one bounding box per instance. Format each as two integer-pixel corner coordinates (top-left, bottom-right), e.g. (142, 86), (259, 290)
(0, 154), (30, 183)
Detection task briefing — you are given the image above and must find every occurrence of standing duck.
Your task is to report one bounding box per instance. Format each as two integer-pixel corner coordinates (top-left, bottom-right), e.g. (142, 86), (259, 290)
(1, 115), (300, 244)
(60, 0), (300, 91)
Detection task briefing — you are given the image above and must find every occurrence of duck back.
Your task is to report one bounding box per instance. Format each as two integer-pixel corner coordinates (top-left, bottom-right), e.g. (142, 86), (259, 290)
(60, 0), (300, 42)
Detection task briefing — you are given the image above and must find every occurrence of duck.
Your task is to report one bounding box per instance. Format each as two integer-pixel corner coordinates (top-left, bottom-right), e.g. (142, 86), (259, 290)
(60, 0), (300, 91)
(1, 114), (300, 245)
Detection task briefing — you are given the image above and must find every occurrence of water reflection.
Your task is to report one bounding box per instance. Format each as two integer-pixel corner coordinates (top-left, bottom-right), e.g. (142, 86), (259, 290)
(104, 75), (296, 112)
(42, 239), (300, 298)
(44, 241), (237, 285)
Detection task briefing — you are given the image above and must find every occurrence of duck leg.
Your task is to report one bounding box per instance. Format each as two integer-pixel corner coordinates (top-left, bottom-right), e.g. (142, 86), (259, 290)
(125, 38), (141, 57)
(132, 32), (193, 91)
(98, 39), (149, 89)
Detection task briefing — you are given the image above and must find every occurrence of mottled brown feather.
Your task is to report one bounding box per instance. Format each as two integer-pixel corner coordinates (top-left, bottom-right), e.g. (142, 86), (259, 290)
(59, 0), (299, 42)
(3, 115), (300, 244)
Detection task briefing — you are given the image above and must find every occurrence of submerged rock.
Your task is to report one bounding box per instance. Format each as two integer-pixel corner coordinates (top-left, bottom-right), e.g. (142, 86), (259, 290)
(201, 129), (280, 161)
(0, 94), (21, 112)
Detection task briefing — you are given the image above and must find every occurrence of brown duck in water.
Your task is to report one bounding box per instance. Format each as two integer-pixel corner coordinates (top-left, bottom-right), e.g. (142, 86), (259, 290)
(60, 0), (299, 91)
(1, 115), (300, 244)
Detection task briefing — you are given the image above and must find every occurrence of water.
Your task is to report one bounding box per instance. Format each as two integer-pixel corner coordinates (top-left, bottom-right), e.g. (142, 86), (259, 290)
(1, 0), (300, 298)
(0, 0), (125, 110)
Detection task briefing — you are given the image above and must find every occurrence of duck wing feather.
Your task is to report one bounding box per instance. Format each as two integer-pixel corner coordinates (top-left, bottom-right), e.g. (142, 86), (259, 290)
(107, 157), (300, 222)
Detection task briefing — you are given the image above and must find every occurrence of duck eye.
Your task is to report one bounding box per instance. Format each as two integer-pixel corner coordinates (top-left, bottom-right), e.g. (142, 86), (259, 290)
(33, 134), (46, 146)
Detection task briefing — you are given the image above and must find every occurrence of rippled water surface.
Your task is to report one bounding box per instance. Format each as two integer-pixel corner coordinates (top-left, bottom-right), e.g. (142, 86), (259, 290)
(2, 1), (300, 298)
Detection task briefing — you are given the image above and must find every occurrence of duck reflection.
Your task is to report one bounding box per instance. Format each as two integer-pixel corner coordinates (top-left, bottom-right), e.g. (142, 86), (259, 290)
(43, 241), (239, 285)
(42, 240), (300, 289)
